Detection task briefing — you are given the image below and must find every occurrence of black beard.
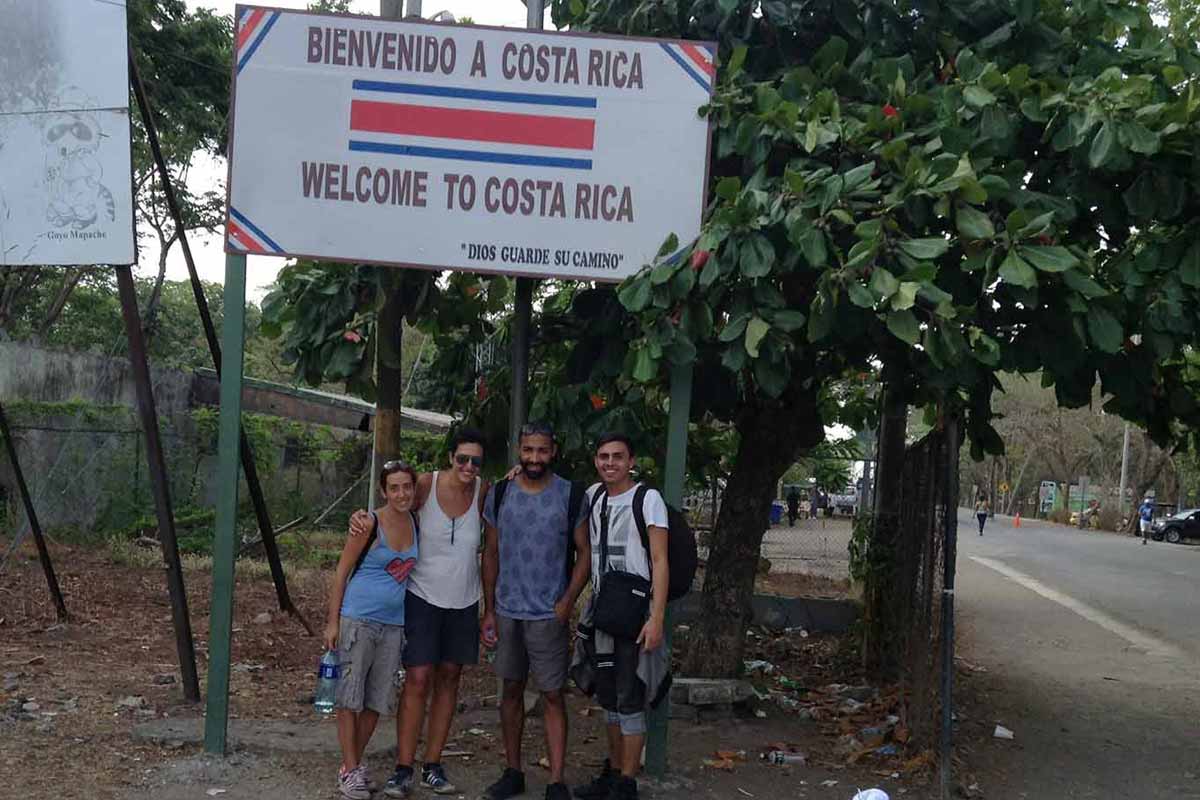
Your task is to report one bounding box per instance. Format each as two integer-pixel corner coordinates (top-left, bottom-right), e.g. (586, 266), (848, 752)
(521, 460), (548, 478)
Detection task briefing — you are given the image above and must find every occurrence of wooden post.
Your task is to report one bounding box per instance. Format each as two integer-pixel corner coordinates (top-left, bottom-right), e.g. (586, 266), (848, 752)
(204, 253), (248, 754)
(115, 265), (200, 702)
(127, 51), (312, 636)
(507, 278), (534, 461)
(646, 360), (693, 776)
(0, 401), (69, 621)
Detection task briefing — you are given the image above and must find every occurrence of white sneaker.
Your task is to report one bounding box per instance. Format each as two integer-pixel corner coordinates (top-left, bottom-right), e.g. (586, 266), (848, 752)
(338, 766), (371, 800)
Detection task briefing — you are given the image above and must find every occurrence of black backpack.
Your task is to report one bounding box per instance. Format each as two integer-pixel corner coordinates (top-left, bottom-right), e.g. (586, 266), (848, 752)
(588, 484), (698, 602)
(492, 478), (586, 582)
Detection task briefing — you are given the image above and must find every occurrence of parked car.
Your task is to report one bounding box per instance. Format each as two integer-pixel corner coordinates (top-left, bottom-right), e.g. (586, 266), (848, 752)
(829, 487), (859, 515)
(1151, 508), (1200, 544)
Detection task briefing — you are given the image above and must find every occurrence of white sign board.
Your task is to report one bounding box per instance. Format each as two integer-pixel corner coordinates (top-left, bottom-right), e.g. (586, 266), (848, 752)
(0, 0), (135, 266)
(226, 6), (714, 282)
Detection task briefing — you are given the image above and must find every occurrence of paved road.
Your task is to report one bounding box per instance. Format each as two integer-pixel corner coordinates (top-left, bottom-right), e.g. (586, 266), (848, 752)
(955, 510), (1200, 798)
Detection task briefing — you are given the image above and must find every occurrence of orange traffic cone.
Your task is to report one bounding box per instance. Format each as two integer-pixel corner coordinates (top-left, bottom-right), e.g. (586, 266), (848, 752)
(1014, 512), (1021, 528)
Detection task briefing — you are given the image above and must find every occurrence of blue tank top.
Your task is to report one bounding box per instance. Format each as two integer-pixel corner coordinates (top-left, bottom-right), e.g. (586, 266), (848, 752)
(340, 511), (419, 626)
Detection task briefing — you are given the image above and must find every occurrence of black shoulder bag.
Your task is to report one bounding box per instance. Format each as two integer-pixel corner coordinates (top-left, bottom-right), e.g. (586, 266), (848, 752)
(591, 491), (651, 641)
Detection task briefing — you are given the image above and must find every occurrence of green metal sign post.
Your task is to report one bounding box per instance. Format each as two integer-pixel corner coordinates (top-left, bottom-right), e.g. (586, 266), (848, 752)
(645, 360), (693, 776)
(204, 253), (248, 754)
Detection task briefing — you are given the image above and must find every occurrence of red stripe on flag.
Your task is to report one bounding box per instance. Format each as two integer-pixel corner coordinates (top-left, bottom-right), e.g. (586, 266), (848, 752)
(681, 44), (715, 78)
(350, 101), (596, 151)
(237, 9), (266, 51)
(228, 221), (265, 253)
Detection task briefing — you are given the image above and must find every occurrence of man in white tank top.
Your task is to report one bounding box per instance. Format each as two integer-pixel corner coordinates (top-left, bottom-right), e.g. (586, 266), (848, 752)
(350, 429), (489, 798)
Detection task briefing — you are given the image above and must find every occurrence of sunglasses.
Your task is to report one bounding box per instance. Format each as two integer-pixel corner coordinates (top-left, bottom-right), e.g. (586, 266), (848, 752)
(454, 454), (483, 468)
(382, 460), (412, 471)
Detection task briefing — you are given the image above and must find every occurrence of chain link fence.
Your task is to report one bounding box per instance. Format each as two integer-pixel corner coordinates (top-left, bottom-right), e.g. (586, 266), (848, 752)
(685, 489), (854, 583)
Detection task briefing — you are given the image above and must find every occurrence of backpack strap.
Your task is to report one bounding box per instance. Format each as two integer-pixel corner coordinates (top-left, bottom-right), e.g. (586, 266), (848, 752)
(564, 480), (586, 578)
(566, 481), (586, 537)
(350, 511), (379, 579)
(631, 484), (652, 555)
(492, 478), (510, 524)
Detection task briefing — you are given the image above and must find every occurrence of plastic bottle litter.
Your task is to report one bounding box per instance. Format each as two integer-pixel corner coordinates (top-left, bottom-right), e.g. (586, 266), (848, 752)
(762, 750), (807, 766)
(851, 790), (889, 800)
(314, 650), (340, 714)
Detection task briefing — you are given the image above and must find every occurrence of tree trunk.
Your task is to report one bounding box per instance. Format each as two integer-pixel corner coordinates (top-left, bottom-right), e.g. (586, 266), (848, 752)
(862, 385), (908, 672)
(143, 244), (173, 336)
(371, 273), (405, 503)
(37, 267), (86, 335)
(680, 384), (824, 678)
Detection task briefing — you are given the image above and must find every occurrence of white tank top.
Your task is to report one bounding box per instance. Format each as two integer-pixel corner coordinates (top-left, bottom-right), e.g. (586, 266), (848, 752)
(409, 471), (482, 609)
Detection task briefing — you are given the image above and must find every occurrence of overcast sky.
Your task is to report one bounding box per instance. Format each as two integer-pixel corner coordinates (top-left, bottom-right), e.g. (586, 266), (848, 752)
(146, 1), (546, 298)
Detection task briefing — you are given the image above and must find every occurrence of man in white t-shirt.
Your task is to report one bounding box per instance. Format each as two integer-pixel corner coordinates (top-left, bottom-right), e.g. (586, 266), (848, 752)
(573, 433), (669, 800)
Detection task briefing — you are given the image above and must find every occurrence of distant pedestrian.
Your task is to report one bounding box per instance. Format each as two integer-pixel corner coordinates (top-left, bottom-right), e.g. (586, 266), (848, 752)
(1139, 498), (1154, 545)
(975, 497), (989, 535)
(785, 489), (800, 527)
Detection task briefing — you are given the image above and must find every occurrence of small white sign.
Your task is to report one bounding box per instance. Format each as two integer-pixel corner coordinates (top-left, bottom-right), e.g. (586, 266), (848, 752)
(226, 6), (714, 282)
(0, 0), (135, 266)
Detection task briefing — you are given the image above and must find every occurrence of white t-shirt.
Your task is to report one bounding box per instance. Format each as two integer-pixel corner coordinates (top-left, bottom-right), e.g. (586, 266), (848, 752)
(587, 483), (668, 590)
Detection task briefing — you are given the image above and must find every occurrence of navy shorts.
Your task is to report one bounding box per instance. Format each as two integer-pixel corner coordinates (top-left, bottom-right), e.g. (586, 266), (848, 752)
(402, 592), (481, 667)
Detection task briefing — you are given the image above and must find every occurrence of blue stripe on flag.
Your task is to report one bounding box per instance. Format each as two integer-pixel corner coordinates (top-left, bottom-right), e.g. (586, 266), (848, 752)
(229, 207), (283, 252)
(659, 43), (711, 94)
(349, 140), (593, 170)
(352, 80), (597, 109)
(238, 11), (278, 73)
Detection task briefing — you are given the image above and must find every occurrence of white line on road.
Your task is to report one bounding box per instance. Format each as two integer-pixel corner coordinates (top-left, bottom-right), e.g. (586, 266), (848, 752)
(968, 556), (1185, 660)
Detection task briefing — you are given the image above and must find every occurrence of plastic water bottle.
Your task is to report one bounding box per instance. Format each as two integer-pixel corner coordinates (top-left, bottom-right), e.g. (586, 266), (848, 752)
(314, 650), (340, 714)
(762, 750), (806, 766)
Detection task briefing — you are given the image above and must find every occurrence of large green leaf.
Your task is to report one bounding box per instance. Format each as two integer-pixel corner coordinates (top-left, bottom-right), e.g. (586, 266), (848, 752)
(999, 250), (1038, 288)
(899, 238), (950, 260)
(892, 281), (919, 311)
(740, 234), (776, 278)
(1180, 243), (1200, 288)
(1087, 307), (1123, 353)
(1089, 122), (1116, 169)
(956, 205), (995, 240)
(744, 316), (770, 357)
(719, 313), (750, 342)
(1119, 121), (1160, 155)
(1021, 246), (1078, 272)
(631, 346), (657, 382)
(886, 309), (921, 344)
(870, 267), (900, 298)
(848, 281), (875, 308)
(617, 278), (652, 312)
(963, 85), (996, 108)
(771, 309), (806, 331)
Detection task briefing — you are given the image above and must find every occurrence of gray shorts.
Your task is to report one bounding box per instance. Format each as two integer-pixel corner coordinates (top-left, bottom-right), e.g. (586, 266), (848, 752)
(494, 614), (569, 692)
(335, 617), (406, 714)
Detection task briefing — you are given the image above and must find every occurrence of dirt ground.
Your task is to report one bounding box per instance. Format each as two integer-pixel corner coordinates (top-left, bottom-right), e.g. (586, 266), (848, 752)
(0, 538), (935, 800)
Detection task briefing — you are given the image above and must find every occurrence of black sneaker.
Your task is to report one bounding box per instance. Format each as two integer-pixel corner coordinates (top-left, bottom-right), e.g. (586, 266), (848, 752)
(383, 765), (415, 798)
(606, 776), (638, 800)
(421, 762), (458, 795)
(573, 759), (615, 799)
(545, 783), (570, 800)
(481, 768), (526, 800)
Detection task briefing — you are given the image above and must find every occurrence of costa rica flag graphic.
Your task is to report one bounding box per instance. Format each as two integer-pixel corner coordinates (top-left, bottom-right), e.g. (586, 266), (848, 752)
(346, 80), (599, 171)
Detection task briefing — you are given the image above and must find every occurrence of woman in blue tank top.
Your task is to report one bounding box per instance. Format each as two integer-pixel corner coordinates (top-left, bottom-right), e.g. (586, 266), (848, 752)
(325, 461), (420, 800)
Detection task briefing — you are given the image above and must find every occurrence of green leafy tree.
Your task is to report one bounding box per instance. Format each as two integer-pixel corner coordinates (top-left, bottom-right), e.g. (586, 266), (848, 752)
(555, 0), (1200, 676)
(128, 0), (231, 330)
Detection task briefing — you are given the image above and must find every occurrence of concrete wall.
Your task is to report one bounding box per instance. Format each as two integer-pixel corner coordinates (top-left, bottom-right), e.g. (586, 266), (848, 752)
(0, 340), (195, 418)
(0, 343), (372, 538)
